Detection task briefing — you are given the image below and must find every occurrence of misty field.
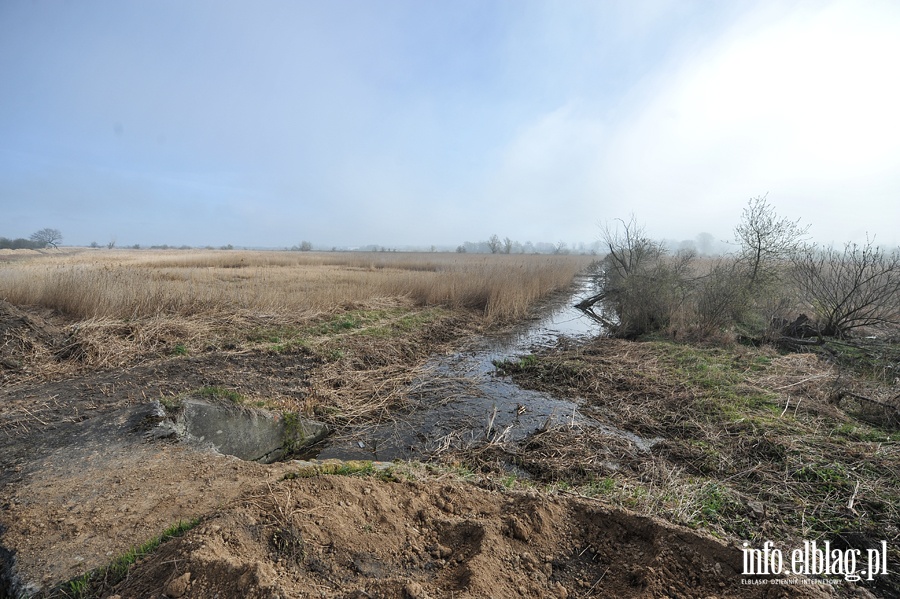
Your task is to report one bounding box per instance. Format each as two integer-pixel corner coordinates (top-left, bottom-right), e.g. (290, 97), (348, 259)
(0, 249), (593, 321)
(0, 249), (594, 378)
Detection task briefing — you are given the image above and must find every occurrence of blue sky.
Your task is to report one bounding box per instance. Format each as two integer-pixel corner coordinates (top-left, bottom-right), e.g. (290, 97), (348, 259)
(2, 0), (899, 249)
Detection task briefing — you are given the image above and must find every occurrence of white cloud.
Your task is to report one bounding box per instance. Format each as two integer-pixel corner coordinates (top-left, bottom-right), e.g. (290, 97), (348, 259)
(603, 0), (900, 244)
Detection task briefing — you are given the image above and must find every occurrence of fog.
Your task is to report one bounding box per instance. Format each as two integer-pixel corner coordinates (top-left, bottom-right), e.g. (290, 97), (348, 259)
(2, 1), (898, 249)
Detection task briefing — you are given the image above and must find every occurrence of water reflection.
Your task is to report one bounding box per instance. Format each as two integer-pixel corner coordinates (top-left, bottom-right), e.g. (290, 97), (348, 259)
(310, 275), (650, 461)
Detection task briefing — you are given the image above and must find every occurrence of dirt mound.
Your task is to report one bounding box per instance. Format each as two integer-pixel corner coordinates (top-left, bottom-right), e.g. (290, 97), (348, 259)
(105, 471), (824, 599)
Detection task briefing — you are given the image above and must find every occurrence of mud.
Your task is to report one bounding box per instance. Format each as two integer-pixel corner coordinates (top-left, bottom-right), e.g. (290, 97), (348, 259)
(1, 348), (319, 486)
(0, 345), (321, 595)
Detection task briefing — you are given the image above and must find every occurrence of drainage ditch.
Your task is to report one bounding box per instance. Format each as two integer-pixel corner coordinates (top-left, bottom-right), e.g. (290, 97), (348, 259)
(311, 274), (659, 462)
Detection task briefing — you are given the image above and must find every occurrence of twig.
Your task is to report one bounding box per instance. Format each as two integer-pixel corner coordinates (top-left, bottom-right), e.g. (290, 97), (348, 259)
(772, 374), (831, 391)
(584, 567), (610, 596)
(847, 479), (860, 513)
(843, 391), (895, 410)
(780, 399), (790, 418)
(18, 406), (48, 426)
(486, 404), (497, 437)
(722, 465), (761, 483)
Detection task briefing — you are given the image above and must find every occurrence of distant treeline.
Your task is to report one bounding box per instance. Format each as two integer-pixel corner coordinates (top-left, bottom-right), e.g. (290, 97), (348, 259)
(456, 235), (603, 255)
(0, 237), (44, 250)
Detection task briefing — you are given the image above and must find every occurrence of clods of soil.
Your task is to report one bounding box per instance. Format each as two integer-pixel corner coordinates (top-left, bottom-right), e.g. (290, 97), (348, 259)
(105, 468), (830, 599)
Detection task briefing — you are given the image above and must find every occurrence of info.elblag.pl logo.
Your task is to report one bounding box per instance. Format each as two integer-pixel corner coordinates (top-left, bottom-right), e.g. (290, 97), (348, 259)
(742, 540), (889, 582)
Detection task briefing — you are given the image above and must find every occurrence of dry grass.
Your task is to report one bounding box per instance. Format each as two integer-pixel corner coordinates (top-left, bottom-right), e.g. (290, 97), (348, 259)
(0, 249), (593, 406)
(0, 249), (593, 322)
(483, 337), (900, 596)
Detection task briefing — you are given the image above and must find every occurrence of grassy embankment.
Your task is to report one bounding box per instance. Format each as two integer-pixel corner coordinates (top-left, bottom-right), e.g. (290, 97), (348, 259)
(493, 337), (899, 595)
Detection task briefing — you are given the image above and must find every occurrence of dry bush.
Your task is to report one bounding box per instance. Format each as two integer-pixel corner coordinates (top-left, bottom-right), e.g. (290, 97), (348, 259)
(792, 239), (900, 337)
(594, 199), (824, 342)
(597, 218), (695, 338)
(692, 260), (746, 334)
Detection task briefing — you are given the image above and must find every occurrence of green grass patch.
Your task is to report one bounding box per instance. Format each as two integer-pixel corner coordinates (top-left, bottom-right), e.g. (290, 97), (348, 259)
(493, 354), (539, 373)
(196, 385), (244, 403)
(246, 325), (303, 344)
(830, 423), (900, 443)
(283, 458), (420, 482)
(270, 338), (310, 354)
(312, 307), (444, 339)
(282, 460), (378, 480)
(816, 339), (900, 383)
(244, 325), (312, 354)
(307, 309), (393, 336)
(793, 462), (853, 493)
(158, 395), (184, 415)
(241, 307), (446, 358)
(581, 476), (616, 497)
(393, 308), (444, 331)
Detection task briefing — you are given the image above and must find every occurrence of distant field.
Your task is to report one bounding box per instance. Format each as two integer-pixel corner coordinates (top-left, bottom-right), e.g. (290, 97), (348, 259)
(0, 249), (595, 321)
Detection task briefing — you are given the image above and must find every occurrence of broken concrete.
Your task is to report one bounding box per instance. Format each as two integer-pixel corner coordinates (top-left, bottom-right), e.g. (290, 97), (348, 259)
(159, 399), (328, 463)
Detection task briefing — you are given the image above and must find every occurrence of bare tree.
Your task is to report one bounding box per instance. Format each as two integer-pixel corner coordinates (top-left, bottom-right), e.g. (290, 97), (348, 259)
(600, 216), (662, 279)
(487, 234), (501, 254)
(30, 228), (63, 248)
(695, 232), (715, 256)
(793, 238), (900, 337)
(734, 195), (809, 285)
(590, 217), (695, 337)
(502, 237), (513, 254)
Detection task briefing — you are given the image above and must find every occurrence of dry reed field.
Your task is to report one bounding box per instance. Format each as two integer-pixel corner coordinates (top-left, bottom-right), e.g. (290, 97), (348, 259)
(0, 249), (593, 321)
(0, 249), (594, 393)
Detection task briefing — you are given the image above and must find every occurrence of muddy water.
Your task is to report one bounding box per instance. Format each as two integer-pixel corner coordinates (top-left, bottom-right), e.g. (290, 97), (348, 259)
(311, 275), (649, 462)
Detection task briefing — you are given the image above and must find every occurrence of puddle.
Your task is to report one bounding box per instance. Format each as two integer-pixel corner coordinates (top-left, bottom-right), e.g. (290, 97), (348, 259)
(310, 274), (655, 461)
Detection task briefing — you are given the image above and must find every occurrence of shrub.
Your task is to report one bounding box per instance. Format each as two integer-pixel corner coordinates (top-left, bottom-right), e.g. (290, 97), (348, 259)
(597, 217), (695, 338)
(792, 238), (900, 337)
(593, 198), (872, 343)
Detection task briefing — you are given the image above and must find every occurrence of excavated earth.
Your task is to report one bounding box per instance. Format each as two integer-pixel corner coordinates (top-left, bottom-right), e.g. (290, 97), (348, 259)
(0, 300), (839, 598)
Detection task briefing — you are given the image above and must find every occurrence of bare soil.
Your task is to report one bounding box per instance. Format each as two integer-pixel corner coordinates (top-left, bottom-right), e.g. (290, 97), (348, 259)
(104, 467), (829, 599)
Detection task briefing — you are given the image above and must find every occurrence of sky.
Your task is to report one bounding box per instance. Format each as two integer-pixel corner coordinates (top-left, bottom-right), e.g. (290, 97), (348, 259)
(2, 0), (899, 249)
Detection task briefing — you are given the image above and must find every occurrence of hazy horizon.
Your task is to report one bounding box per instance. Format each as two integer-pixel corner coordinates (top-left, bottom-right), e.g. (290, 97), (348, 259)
(3, 1), (899, 249)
